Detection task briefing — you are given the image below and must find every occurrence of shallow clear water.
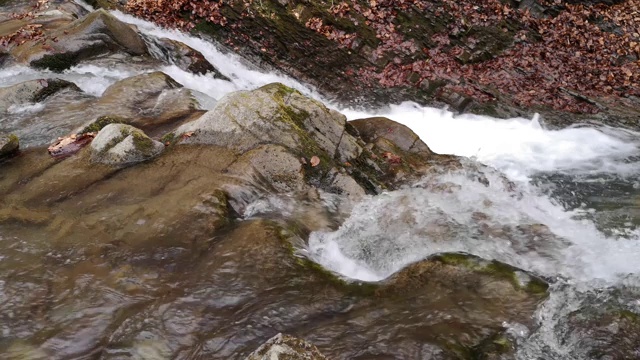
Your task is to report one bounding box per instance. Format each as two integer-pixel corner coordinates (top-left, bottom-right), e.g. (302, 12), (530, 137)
(2, 1), (640, 358)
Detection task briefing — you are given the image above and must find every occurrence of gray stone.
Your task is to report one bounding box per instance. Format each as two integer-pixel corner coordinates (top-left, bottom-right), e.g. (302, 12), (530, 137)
(246, 333), (327, 360)
(90, 123), (163, 165)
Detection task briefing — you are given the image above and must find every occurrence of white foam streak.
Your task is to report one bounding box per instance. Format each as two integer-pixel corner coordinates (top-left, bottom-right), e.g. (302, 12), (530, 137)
(308, 171), (640, 283)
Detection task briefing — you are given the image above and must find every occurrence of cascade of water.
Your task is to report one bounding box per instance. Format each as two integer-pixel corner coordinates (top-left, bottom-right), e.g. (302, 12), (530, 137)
(3, 3), (640, 357)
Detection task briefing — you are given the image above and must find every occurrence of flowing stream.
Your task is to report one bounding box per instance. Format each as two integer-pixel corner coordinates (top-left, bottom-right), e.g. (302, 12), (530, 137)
(2, 2), (640, 358)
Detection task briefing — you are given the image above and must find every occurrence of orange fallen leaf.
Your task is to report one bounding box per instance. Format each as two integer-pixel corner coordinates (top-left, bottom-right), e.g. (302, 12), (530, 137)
(310, 156), (320, 167)
(48, 133), (95, 158)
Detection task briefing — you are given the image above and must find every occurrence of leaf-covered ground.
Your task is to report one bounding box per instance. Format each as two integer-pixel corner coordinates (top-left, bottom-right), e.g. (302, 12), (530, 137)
(100, 0), (640, 116)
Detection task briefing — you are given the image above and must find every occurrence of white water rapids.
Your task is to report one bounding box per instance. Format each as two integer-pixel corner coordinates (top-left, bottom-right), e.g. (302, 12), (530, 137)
(3, 3), (640, 358)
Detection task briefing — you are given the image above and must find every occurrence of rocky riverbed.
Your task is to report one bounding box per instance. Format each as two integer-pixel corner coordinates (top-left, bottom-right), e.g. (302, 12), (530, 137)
(2, 1), (640, 359)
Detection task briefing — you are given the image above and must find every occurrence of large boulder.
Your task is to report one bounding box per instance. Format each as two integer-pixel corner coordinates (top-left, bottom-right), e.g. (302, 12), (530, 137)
(90, 123), (164, 166)
(173, 82), (371, 194)
(246, 333), (327, 360)
(12, 9), (147, 71)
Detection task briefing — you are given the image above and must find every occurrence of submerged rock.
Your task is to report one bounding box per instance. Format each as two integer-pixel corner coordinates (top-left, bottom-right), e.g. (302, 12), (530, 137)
(246, 333), (327, 360)
(557, 286), (640, 360)
(90, 123), (164, 165)
(0, 133), (19, 160)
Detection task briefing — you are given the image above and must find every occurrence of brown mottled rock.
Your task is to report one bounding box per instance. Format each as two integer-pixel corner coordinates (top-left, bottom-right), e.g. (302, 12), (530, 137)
(350, 116), (433, 155)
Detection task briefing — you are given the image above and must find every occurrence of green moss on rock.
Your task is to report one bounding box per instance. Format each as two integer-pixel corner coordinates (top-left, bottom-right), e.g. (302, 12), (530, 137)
(432, 252), (549, 296)
(81, 115), (127, 134)
(160, 132), (176, 145)
(131, 131), (156, 155)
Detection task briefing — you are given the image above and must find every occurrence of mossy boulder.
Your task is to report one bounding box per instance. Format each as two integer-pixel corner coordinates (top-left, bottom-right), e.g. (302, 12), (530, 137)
(246, 333), (327, 360)
(90, 123), (164, 166)
(0, 133), (19, 160)
(175, 83), (360, 158)
(379, 252), (548, 299)
(174, 82), (367, 191)
(0, 78), (81, 112)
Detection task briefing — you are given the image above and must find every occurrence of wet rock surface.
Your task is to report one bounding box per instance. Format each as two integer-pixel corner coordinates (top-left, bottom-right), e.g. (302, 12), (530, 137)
(1, 2), (637, 359)
(12, 9), (148, 70)
(147, 36), (230, 79)
(0, 1), (225, 77)
(0, 76), (554, 359)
